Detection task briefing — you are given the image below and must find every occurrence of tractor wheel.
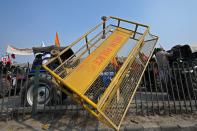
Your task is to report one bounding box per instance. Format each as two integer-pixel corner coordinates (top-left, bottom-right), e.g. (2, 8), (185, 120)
(21, 77), (59, 107)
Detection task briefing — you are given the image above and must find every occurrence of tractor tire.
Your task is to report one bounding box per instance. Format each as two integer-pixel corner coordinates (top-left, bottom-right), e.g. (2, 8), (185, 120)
(21, 77), (59, 107)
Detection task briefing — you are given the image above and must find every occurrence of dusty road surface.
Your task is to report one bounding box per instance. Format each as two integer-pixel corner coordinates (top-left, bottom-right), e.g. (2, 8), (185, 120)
(1, 111), (197, 131)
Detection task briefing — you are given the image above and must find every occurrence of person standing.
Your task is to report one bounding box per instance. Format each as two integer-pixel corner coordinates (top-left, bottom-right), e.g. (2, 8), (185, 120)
(155, 48), (173, 82)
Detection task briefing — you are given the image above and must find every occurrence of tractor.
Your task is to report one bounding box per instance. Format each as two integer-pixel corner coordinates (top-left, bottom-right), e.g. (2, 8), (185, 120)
(20, 45), (75, 106)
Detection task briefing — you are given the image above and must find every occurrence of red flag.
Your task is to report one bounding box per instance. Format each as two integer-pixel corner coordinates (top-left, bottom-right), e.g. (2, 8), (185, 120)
(55, 32), (60, 47)
(7, 55), (12, 65)
(11, 54), (15, 59)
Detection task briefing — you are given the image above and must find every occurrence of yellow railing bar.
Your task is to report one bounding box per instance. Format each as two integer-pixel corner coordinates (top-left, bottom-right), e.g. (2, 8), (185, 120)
(110, 16), (149, 28)
(45, 17), (111, 66)
(45, 16), (149, 67)
(97, 27), (149, 108)
(117, 37), (158, 129)
(42, 64), (98, 109)
(55, 82), (99, 119)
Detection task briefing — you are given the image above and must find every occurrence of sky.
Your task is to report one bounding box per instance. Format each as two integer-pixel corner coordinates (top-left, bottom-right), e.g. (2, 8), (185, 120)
(0, 0), (197, 63)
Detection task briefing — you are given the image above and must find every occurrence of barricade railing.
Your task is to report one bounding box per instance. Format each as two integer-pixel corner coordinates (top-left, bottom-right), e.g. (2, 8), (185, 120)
(0, 60), (197, 124)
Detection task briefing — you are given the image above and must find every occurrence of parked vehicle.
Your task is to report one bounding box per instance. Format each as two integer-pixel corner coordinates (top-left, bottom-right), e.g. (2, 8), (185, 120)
(20, 45), (75, 107)
(0, 45), (75, 106)
(168, 45), (197, 99)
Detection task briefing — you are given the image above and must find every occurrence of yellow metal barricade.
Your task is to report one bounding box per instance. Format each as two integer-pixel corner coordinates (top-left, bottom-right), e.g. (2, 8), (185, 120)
(43, 16), (158, 130)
